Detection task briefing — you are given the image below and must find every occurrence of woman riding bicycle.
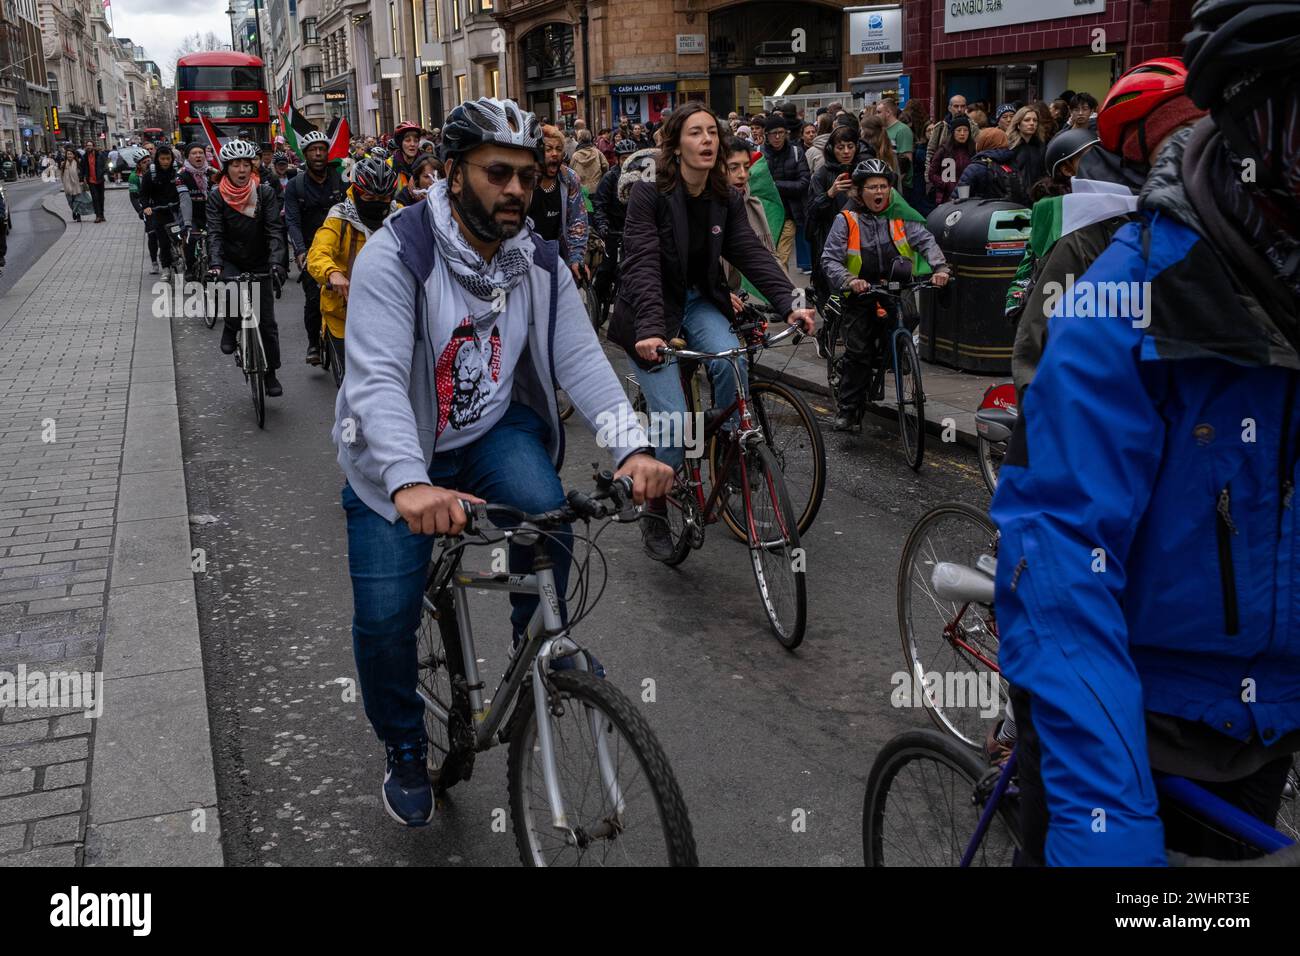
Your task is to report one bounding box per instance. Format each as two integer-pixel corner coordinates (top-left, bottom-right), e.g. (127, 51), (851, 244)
(306, 156), (401, 380)
(820, 158), (950, 433)
(606, 103), (816, 560)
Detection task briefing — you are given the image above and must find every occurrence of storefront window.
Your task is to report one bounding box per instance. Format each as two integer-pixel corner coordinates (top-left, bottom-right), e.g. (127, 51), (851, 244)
(521, 23), (574, 83)
(708, 1), (840, 72)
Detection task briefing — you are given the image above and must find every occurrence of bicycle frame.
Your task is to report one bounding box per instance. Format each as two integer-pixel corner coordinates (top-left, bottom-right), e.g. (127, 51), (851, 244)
(421, 535), (626, 838)
(959, 748), (1296, 866)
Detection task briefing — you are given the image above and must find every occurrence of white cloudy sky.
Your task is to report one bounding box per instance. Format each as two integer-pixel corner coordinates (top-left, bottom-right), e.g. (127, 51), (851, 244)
(109, 0), (238, 84)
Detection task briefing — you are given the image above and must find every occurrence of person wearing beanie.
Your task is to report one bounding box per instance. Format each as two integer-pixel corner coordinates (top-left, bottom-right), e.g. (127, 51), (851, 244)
(995, 104), (1017, 131)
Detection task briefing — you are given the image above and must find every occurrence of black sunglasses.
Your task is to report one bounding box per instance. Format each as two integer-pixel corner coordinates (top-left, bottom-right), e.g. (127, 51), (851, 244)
(461, 160), (539, 189)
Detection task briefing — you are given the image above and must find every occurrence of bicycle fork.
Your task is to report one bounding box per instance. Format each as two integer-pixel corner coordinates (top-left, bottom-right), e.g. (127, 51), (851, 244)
(529, 568), (627, 843)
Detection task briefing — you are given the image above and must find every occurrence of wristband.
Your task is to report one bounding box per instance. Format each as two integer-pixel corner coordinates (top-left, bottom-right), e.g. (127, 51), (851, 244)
(390, 481), (431, 501)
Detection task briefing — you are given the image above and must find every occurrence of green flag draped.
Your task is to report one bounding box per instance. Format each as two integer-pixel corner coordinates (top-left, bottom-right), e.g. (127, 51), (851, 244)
(740, 154), (786, 303)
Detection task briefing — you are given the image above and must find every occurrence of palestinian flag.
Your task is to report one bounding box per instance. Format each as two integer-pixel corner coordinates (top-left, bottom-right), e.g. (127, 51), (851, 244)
(279, 77), (319, 161)
(740, 151), (786, 303)
(196, 112), (226, 170)
(325, 116), (351, 165)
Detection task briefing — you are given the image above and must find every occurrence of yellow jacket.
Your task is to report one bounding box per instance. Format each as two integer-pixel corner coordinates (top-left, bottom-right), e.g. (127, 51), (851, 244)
(307, 197), (396, 338)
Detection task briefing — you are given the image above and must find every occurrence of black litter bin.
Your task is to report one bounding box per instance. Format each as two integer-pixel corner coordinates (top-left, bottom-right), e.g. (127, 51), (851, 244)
(921, 198), (1031, 374)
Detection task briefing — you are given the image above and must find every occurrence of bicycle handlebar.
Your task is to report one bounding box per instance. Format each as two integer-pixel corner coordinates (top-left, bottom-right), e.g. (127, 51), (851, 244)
(656, 321), (803, 362)
(457, 472), (635, 537)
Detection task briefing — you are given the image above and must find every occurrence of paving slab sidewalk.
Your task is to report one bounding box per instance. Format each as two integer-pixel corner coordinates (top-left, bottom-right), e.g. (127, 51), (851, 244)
(0, 186), (222, 866)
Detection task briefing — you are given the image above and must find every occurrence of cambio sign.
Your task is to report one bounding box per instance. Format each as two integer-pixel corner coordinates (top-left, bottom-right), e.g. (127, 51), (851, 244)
(848, 6), (903, 55)
(945, 0), (1106, 34)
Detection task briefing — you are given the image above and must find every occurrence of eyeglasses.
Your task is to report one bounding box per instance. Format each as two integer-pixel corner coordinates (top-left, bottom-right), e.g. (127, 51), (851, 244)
(461, 160), (539, 189)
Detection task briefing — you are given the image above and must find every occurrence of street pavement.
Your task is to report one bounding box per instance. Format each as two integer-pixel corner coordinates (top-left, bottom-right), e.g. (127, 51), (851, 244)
(1, 181), (993, 866)
(0, 177), (66, 300)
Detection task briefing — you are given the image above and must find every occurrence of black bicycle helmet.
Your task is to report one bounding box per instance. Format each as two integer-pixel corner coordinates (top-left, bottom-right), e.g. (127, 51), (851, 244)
(272, 150), (290, 165)
(1183, 0), (1300, 111)
(367, 145), (390, 161)
(441, 97), (544, 164)
(352, 157), (398, 197)
(852, 157), (896, 187)
(614, 138), (638, 155)
(1045, 127), (1100, 178)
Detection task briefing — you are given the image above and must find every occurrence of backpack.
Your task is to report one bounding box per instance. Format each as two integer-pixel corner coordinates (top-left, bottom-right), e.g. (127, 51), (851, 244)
(979, 157), (1030, 206)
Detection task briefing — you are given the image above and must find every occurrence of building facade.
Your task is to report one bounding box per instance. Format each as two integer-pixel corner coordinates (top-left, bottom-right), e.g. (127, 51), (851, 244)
(491, 0), (874, 130)
(2, 0), (54, 155)
(902, 0), (1196, 116)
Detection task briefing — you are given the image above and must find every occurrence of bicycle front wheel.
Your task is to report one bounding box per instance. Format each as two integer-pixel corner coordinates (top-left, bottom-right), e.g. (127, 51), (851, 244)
(978, 436), (1004, 496)
(742, 443), (807, 649)
(894, 330), (925, 471)
(897, 502), (1003, 748)
(734, 379), (827, 536)
(416, 585), (475, 793)
(863, 729), (1019, 867)
(507, 670), (698, 866)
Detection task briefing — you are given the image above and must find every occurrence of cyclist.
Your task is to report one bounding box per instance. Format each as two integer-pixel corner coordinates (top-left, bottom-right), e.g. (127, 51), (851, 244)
(284, 130), (347, 367)
(387, 120), (425, 198)
(207, 139), (288, 398)
(305, 157), (400, 379)
(527, 124), (589, 285)
(607, 103), (815, 559)
(992, 0), (1300, 865)
(589, 138), (642, 313)
(127, 152), (161, 274)
(139, 145), (192, 278)
(178, 142), (212, 280)
(819, 158), (950, 433)
(332, 97), (672, 826)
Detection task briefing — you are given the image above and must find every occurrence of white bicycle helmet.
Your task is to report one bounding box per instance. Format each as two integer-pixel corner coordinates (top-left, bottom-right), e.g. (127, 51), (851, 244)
(299, 130), (329, 150)
(441, 97), (543, 163)
(218, 139), (259, 166)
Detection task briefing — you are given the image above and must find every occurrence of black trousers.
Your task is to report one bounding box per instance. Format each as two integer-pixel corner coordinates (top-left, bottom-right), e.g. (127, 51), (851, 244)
(593, 231), (622, 304)
(150, 211), (177, 268)
(301, 271), (322, 349)
(327, 331), (345, 377)
(88, 182), (105, 219)
(1011, 687), (1293, 864)
(836, 296), (894, 418)
(221, 269), (282, 371)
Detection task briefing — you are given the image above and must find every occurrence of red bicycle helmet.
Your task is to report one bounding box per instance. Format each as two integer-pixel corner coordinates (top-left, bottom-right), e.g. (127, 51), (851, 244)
(392, 121), (425, 143)
(1097, 57), (1188, 153)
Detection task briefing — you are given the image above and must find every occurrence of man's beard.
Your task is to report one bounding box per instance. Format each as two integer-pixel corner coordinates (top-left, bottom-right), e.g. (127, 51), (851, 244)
(451, 172), (525, 243)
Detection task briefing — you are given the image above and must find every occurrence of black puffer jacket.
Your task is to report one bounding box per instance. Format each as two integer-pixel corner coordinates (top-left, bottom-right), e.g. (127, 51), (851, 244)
(206, 183), (285, 274)
(761, 140), (810, 226)
(804, 138), (861, 294)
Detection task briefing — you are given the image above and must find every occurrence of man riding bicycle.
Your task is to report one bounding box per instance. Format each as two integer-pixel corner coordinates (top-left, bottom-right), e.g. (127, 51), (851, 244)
(332, 96), (672, 827)
(284, 130), (348, 367)
(819, 158), (950, 433)
(139, 146), (192, 278)
(992, 0), (1300, 865)
(207, 139), (288, 398)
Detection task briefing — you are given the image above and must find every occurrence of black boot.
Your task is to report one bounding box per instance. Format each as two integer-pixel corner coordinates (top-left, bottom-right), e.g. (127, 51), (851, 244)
(833, 410), (862, 433)
(640, 499), (675, 561)
(220, 327), (238, 354)
(264, 372), (283, 397)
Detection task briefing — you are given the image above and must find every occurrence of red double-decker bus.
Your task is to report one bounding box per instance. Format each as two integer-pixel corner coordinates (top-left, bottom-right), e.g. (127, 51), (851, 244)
(177, 51), (270, 146)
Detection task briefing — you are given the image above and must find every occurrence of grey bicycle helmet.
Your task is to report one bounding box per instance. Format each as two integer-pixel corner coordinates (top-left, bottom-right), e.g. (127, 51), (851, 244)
(217, 139), (258, 167)
(614, 138), (638, 155)
(351, 157), (398, 197)
(441, 97), (544, 163)
(852, 157), (896, 187)
(1183, 0), (1300, 111)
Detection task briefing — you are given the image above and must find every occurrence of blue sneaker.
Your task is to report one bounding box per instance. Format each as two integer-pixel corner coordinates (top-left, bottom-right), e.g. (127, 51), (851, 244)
(382, 742), (434, 826)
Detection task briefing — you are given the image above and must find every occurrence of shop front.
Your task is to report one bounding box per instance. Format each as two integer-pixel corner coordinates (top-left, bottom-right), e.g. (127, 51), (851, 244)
(903, 0), (1196, 116)
(321, 81), (354, 131)
(519, 22), (576, 126)
(609, 81), (676, 126)
(706, 1), (844, 118)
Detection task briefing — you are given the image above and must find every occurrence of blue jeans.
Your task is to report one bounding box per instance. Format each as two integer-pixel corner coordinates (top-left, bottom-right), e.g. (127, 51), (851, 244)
(629, 291), (743, 472)
(795, 222), (811, 271)
(342, 402), (570, 748)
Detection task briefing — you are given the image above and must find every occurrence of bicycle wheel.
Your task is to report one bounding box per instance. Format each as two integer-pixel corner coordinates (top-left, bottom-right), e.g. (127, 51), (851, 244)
(507, 669), (698, 866)
(894, 329), (925, 471)
(863, 730), (1020, 867)
(742, 443), (807, 649)
(978, 436), (1004, 496)
(897, 502), (1004, 748)
(324, 334), (344, 389)
(720, 380), (826, 539)
(1276, 757), (1300, 842)
(245, 330), (266, 429)
(657, 472), (700, 567)
(415, 584), (475, 793)
(557, 389), (574, 422)
(201, 257), (216, 328)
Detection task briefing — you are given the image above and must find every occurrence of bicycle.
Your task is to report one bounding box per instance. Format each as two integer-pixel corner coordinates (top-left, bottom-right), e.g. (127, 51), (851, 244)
(320, 314), (344, 389)
(414, 470), (698, 866)
(146, 202), (186, 283)
(862, 729), (1300, 867)
(633, 300), (827, 539)
(819, 277), (939, 471)
(630, 318), (811, 649)
(229, 271), (280, 429)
